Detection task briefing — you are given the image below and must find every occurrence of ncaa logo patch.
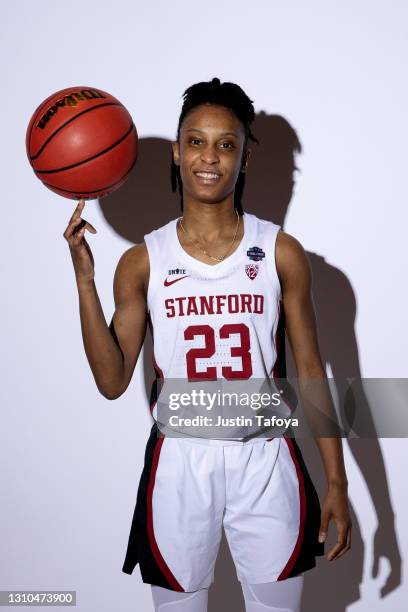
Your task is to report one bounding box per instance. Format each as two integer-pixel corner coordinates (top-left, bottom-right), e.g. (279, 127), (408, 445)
(247, 246), (265, 261)
(245, 264), (259, 280)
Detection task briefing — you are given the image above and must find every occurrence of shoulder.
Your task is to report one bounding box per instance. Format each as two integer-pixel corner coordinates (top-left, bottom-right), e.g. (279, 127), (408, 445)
(114, 242), (149, 296)
(275, 230), (311, 288)
(276, 229), (306, 259)
(117, 242), (149, 265)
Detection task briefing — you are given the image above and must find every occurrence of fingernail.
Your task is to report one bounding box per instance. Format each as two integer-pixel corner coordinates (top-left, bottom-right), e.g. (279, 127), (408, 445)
(319, 533), (326, 543)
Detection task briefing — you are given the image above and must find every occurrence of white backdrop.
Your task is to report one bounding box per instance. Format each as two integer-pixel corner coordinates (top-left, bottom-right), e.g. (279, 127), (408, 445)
(1, 1), (407, 610)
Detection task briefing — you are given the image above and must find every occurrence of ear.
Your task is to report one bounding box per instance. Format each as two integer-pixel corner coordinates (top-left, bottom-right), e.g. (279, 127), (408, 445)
(241, 148), (251, 173)
(172, 141), (180, 166)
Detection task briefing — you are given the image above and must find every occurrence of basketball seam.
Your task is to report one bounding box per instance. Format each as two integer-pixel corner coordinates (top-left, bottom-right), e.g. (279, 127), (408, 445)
(40, 148), (137, 197)
(29, 102), (122, 161)
(34, 123), (135, 175)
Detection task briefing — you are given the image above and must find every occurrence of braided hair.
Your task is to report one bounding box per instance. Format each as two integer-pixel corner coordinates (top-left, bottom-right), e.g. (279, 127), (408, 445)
(170, 77), (258, 215)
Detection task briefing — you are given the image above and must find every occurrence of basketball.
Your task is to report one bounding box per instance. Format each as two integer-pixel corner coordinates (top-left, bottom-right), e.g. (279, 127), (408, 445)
(26, 86), (138, 200)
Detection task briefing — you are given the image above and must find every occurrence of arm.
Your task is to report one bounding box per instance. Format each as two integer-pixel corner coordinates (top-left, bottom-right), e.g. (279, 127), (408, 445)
(64, 200), (148, 400)
(276, 230), (352, 561)
(78, 244), (149, 399)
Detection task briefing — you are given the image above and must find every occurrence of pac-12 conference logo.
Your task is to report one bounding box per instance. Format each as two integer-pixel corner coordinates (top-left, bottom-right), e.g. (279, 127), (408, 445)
(245, 264), (259, 280)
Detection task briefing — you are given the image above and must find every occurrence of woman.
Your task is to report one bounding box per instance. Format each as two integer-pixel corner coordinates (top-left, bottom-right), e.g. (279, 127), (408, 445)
(64, 78), (351, 612)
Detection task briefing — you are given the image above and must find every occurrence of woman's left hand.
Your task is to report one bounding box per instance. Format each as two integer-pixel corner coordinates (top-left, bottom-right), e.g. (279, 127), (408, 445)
(319, 483), (352, 561)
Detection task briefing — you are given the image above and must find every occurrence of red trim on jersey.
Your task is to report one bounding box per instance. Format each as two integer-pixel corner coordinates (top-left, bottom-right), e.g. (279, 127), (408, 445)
(277, 437), (307, 580)
(267, 299), (283, 442)
(153, 353), (164, 379)
(272, 300), (282, 380)
(150, 353), (164, 415)
(272, 299), (296, 414)
(147, 313), (165, 415)
(146, 437), (184, 591)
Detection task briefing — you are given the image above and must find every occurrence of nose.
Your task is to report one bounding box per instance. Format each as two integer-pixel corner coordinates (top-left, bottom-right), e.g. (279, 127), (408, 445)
(200, 144), (220, 164)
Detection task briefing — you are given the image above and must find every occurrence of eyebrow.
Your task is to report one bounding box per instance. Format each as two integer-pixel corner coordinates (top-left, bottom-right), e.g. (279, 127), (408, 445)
(185, 128), (239, 137)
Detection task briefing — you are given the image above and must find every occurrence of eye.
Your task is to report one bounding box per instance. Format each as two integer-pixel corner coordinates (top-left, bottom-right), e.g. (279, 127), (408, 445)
(219, 141), (235, 149)
(189, 138), (202, 145)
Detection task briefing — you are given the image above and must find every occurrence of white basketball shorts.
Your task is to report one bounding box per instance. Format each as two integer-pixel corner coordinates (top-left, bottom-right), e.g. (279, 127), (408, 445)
(122, 423), (324, 592)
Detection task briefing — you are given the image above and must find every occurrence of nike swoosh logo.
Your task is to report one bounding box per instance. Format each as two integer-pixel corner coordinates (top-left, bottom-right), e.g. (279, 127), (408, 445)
(164, 275), (190, 287)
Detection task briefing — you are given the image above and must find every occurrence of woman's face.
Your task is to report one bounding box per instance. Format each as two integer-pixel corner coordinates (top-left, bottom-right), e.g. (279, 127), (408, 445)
(172, 103), (250, 205)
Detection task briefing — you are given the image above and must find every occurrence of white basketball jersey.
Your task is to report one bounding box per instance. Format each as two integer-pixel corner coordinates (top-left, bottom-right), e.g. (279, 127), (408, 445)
(144, 212), (287, 437)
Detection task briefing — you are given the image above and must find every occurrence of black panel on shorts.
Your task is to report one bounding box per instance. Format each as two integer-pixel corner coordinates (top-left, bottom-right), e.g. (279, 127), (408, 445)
(122, 423), (174, 589)
(285, 438), (325, 578)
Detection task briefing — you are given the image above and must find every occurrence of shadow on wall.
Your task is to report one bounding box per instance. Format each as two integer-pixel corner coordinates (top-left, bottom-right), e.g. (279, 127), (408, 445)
(99, 112), (401, 612)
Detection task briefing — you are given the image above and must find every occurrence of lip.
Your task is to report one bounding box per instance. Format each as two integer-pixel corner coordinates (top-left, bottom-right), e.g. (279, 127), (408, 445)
(193, 170), (222, 185)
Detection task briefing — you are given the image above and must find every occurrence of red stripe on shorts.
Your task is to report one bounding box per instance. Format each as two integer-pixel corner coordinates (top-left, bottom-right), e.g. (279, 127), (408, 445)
(146, 437), (184, 591)
(277, 437), (307, 580)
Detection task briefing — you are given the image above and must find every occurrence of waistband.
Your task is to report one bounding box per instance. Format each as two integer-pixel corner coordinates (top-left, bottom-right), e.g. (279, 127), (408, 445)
(171, 435), (273, 446)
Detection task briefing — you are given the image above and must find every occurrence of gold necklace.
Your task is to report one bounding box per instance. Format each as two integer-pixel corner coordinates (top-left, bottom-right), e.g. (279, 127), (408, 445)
(178, 210), (241, 262)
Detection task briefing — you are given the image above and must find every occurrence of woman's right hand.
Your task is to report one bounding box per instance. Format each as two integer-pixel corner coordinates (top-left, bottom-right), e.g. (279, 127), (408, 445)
(63, 199), (98, 284)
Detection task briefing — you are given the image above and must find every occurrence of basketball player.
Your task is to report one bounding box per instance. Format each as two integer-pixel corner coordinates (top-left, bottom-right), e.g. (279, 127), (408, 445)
(63, 78), (351, 612)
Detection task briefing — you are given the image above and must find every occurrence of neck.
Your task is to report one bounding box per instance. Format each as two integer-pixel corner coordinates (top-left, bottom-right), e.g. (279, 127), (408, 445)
(181, 199), (239, 241)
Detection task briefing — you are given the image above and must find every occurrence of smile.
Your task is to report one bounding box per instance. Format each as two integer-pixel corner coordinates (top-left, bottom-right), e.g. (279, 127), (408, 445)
(194, 171), (222, 183)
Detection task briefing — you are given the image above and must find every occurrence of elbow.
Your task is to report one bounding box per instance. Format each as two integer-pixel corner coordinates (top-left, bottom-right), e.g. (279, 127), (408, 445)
(96, 372), (127, 400)
(98, 385), (124, 401)
(103, 391), (122, 400)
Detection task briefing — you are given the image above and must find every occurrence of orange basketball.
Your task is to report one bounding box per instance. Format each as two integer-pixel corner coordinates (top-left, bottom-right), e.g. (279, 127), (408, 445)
(26, 86), (138, 200)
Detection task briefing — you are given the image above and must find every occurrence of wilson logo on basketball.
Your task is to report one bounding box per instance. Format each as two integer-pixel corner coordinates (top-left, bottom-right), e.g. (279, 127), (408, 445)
(36, 89), (107, 130)
(245, 264), (259, 280)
